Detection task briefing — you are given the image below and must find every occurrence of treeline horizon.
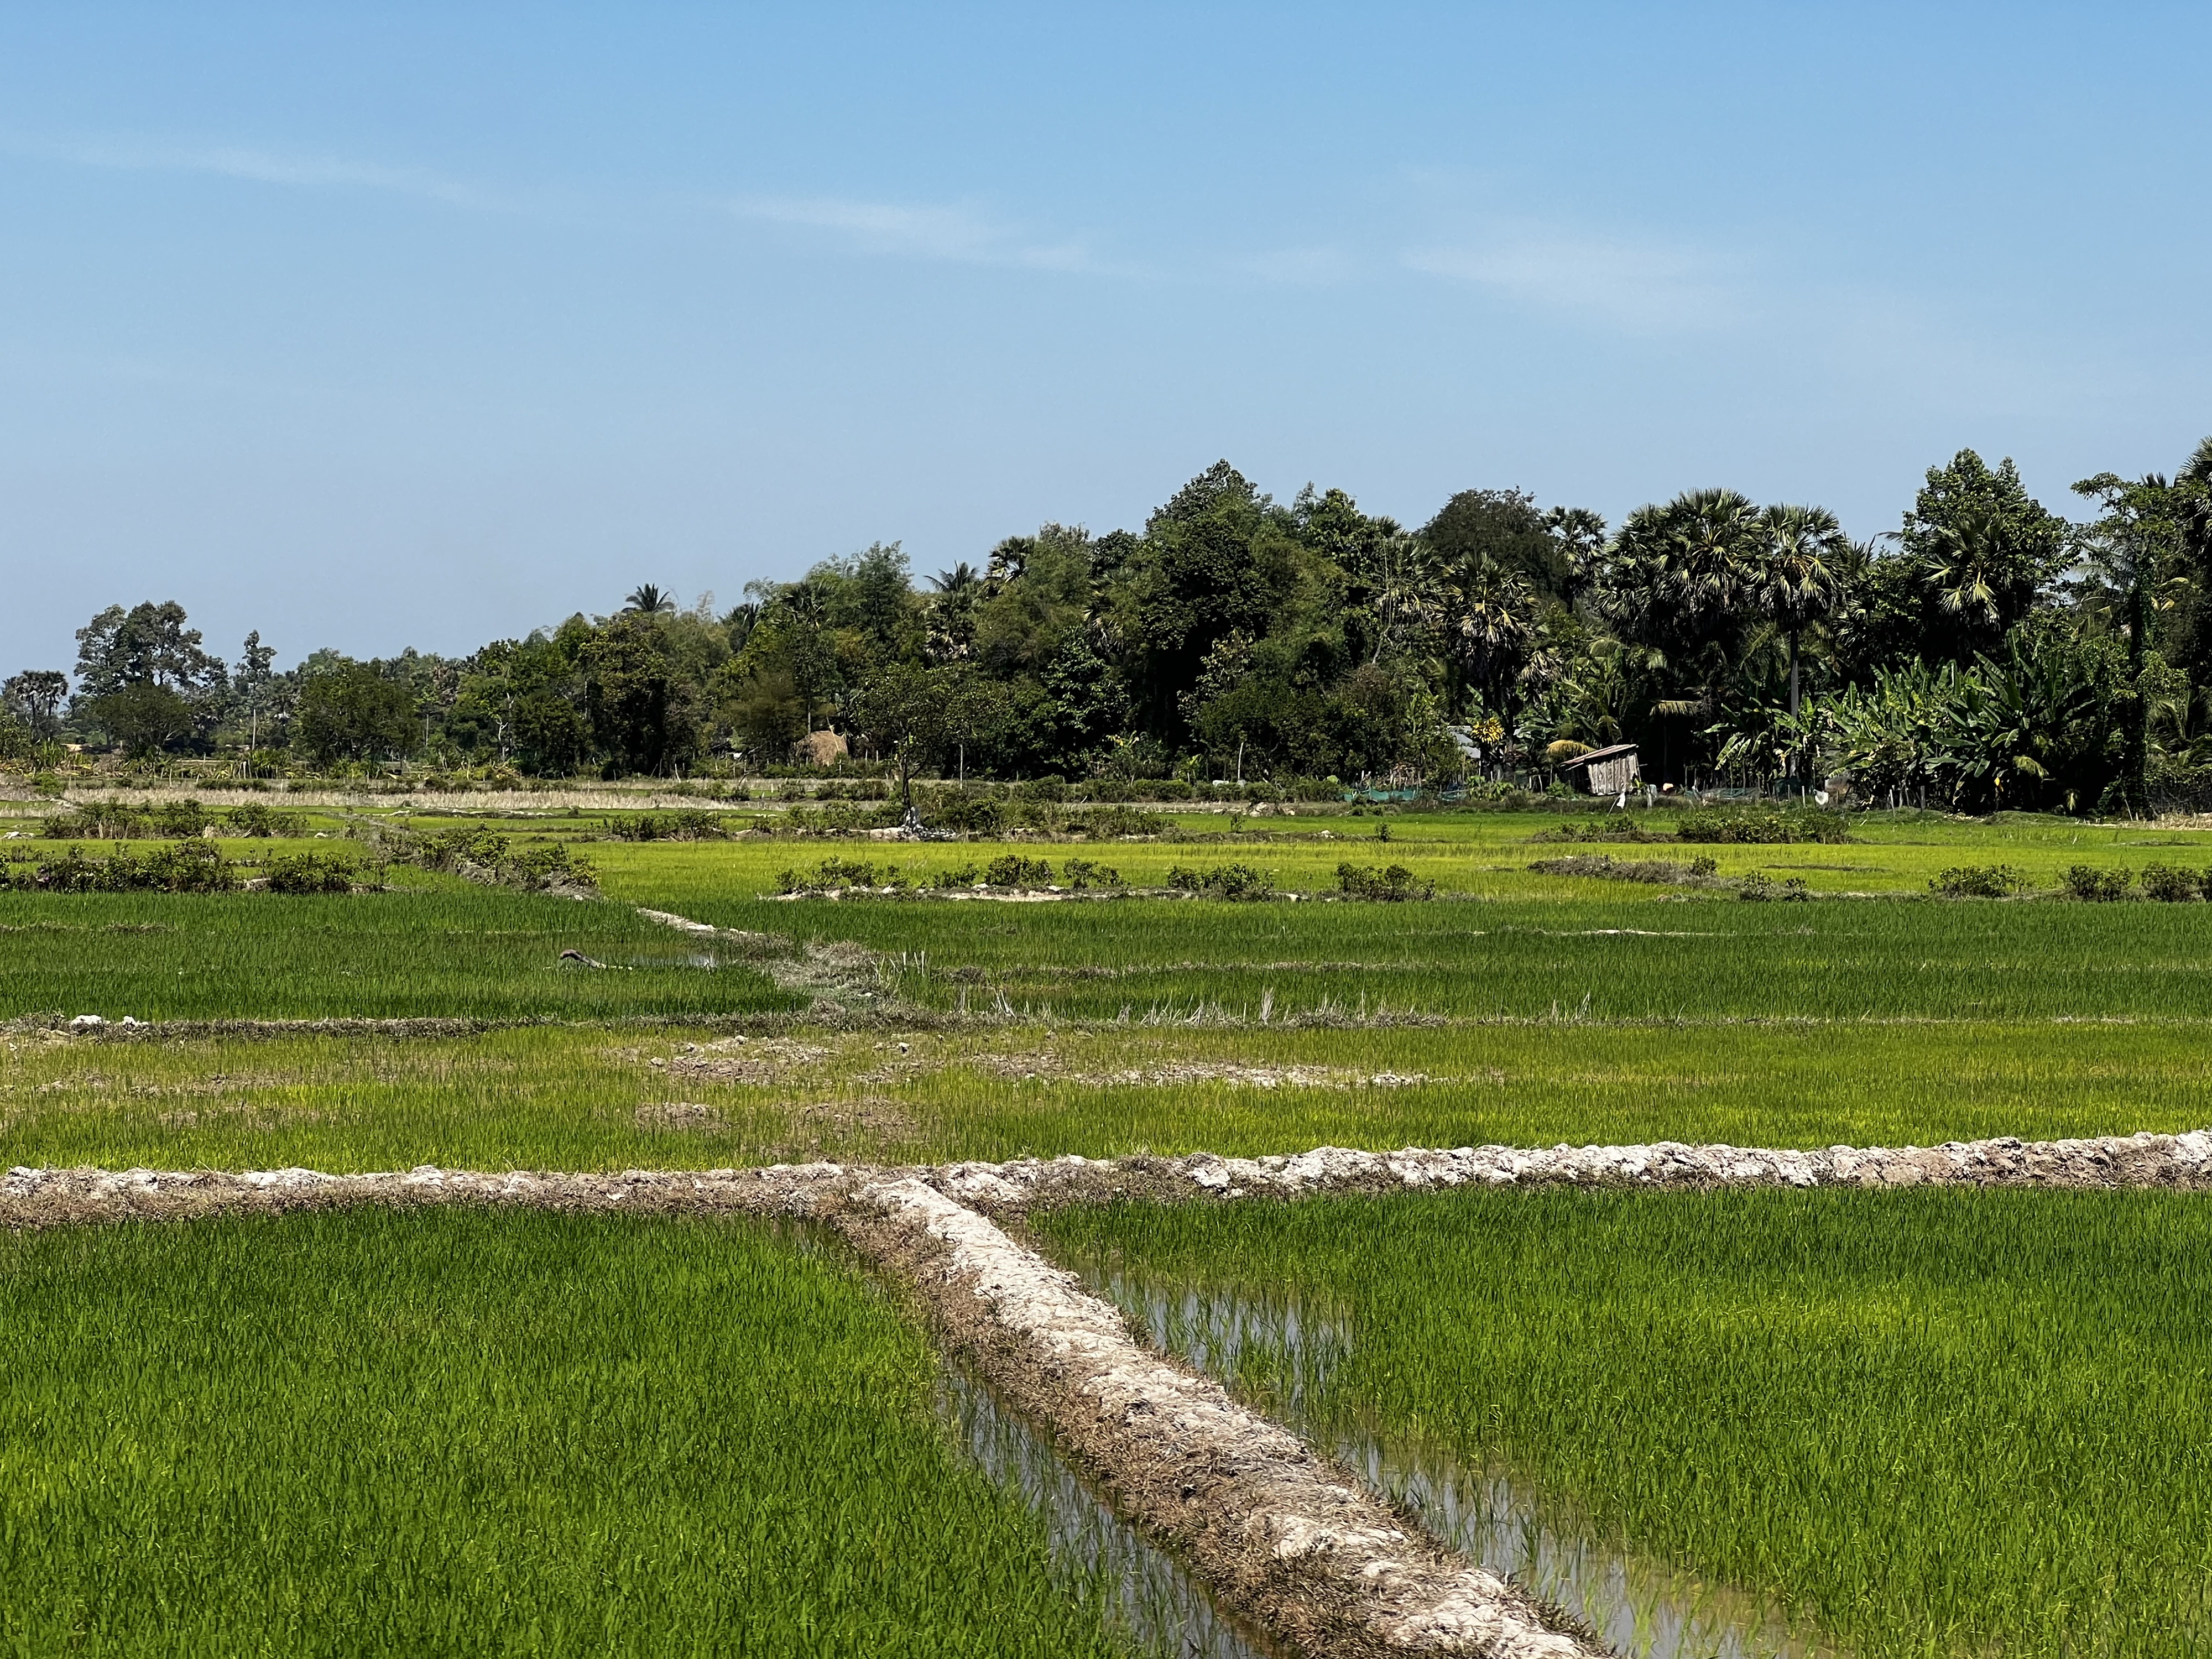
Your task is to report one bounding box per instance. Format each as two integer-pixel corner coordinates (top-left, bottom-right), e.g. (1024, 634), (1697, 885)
(6, 438), (2210, 813)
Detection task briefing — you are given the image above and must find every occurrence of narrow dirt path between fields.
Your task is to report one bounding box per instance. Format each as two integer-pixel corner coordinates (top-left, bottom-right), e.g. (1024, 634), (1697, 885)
(8, 1125), (2209, 1229)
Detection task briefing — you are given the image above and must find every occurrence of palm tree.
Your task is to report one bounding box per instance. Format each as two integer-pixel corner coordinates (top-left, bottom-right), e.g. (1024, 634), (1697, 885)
(1600, 489), (1762, 654)
(1922, 505), (2013, 630)
(924, 562), (982, 596)
(1367, 531), (1439, 665)
(1751, 504), (1850, 722)
(1447, 559), (1541, 765)
(623, 584), (676, 615)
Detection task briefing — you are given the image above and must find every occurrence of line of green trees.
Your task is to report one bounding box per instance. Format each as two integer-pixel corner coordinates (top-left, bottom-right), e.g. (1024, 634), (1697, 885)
(7, 440), (2209, 812)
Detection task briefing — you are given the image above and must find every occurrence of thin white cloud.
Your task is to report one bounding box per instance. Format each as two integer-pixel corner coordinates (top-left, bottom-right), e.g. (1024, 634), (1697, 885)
(15, 134), (503, 210)
(1406, 225), (1740, 334)
(727, 192), (1107, 273)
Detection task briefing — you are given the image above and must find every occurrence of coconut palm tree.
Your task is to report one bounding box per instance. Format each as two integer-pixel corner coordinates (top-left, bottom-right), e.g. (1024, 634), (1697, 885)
(924, 562), (982, 596)
(1751, 504), (1850, 722)
(623, 584), (676, 615)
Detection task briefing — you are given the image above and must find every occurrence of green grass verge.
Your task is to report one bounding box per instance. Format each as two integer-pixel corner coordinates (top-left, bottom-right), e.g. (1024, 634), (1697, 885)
(4, 1020), (2205, 1173)
(0, 891), (800, 1022)
(1038, 1188), (2212, 1659)
(0, 1208), (1139, 1657)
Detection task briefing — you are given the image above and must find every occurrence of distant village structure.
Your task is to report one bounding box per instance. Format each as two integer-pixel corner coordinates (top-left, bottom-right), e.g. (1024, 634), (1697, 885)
(1562, 743), (1641, 797)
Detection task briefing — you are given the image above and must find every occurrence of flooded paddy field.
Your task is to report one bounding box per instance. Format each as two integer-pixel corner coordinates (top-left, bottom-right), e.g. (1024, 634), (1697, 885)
(1039, 1187), (2212, 1659)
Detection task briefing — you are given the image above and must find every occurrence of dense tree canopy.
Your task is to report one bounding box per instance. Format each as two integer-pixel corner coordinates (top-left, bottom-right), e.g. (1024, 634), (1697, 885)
(14, 436), (2212, 814)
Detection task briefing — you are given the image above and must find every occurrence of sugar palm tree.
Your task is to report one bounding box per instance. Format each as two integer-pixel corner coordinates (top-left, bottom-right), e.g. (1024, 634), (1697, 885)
(1923, 505), (2012, 629)
(623, 583), (676, 615)
(1751, 503), (1850, 721)
(1447, 558), (1541, 764)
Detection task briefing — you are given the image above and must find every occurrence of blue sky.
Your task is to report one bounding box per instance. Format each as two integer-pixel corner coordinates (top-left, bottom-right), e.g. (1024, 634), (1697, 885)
(3, 3), (2208, 676)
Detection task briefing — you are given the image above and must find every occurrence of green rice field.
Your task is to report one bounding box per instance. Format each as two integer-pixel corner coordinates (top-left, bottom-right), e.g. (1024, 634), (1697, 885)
(0, 1207), (1141, 1657)
(1039, 1187), (2212, 1659)
(7, 792), (2212, 1656)
(4, 1016), (2210, 1172)
(0, 891), (799, 1022)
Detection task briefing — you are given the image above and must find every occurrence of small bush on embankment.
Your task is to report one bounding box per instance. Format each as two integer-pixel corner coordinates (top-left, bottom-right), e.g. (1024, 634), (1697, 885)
(1165, 863), (1278, 900)
(264, 851), (359, 894)
(394, 824), (599, 893)
(39, 798), (306, 838)
(2063, 864), (2135, 901)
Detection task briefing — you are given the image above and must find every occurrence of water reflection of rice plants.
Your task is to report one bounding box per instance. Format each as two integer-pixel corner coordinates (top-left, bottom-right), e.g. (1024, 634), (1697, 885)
(1079, 1264), (1829, 1659)
(935, 1366), (1272, 1659)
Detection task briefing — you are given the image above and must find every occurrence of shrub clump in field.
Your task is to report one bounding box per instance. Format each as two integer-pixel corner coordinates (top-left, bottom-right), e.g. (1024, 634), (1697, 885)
(398, 825), (597, 894)
(1060, 857), (1124, 890)
(1335, 862), (1435, 900)
(43, 799), (201, 839)
(21, 841), (238, 894)
(1165, 863), (1277, 900)
(1675, 808), (1851, 845)
(774, 858), (876, 898)
(40, 796), (304, 838)
(2138, 863), (2208, 902)
(606, 808), (730, 842)
(1737, 872), (1811, 902)
(1528, 854), (1720, 887)
(1076, 804), (1175, 839)
(1527, 818), (1666, 844)
(1929, 865), (2028, 898)
(220, 801), (307, 837)
(264, 851), (359, 894)
(2062, 865), (2135, 902)
(983, 854), (1056, 888)
(773, 856), (925, 895)
(921, 793), (1004, 836)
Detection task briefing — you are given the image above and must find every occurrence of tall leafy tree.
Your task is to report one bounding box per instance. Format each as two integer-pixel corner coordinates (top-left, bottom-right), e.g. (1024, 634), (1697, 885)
(1422, 489), (1572, 605)
(582, 613), (696, 776)
(1893, 451), (2069, 663)
(2070, 465), (2204, 811)
(1444, 559), (1542, 761)
(73, 601), (225, 700)
(296, 661), (416, 764)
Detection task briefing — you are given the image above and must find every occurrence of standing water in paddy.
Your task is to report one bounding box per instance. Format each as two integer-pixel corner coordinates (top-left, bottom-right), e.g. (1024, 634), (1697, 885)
(935, 1364), (1276, 1659)
(1073, 1266), (1838, 1659)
